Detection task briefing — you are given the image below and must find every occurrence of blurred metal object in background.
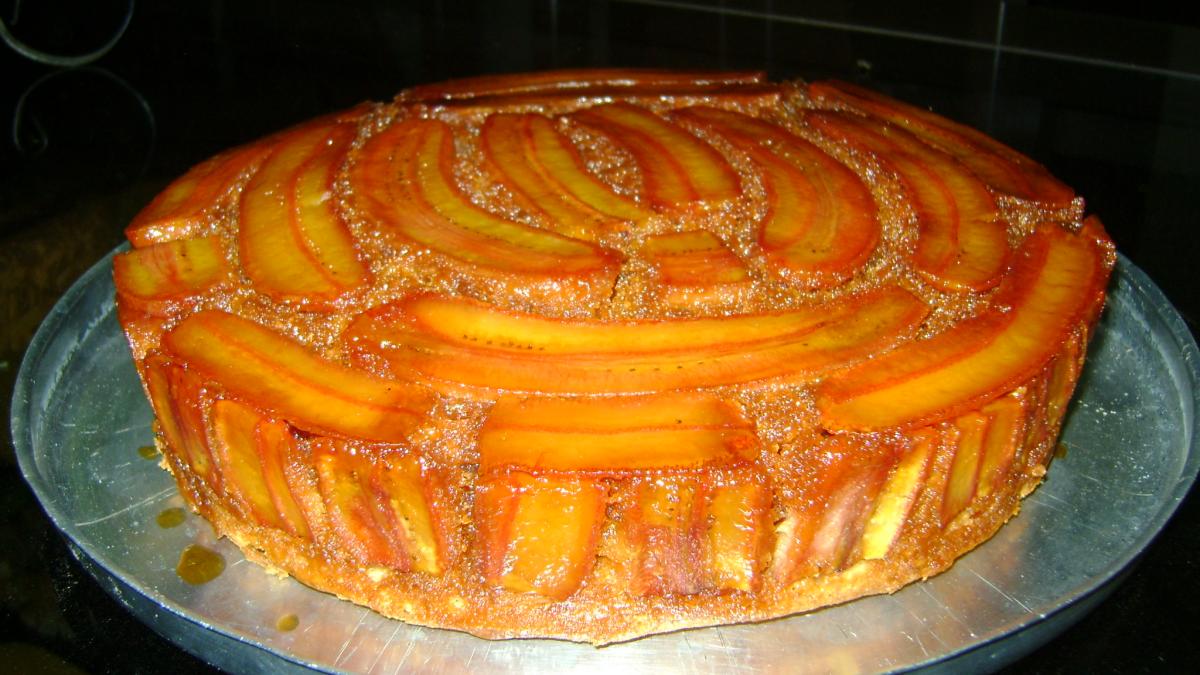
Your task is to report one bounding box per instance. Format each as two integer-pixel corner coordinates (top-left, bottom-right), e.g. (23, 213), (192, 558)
(1, 0), (134, 66)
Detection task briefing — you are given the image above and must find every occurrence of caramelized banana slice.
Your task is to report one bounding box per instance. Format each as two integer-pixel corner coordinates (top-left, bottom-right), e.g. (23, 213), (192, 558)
(406, 68), (766, 101)
(977, 393), (1028, 498)
(162, 310), (433, 442)
(143, 356), (218, 492)
(209, 399), (285, 528)
(312, 440), (407, 568)
(942, 412), (988, 525)
(371, 452), (447, 575)
(477, 472), (607, 600)
(253, 417), (313, 540)
(1045, 331), (1086, 429)
(345, 285), (927, 393)
(478, 393), (757, 473)
(808, 110), (1009, 292)
(675, 107), (879, 288)
(704, 480), (772, 592)
(622, 472), (772, 596)
(125, 142), (273, 247)
(627, 477), (705, 595)
(350, 118), (618, 299)
(817, 222), (1113, 430)
(641, 230), (751, 306)
(240, 121), (369, 305)
(572, 103), (740, 210)
(772, 438), (898, 583)
(113, 236), (231, 315)
(481, 113), (649, 240)
(860, 429), (937, 560)
(809, 80), (1074, 206)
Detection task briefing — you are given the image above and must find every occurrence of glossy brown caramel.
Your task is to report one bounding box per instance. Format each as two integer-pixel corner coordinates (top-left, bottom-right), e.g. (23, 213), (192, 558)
(176, 544), (225, 585)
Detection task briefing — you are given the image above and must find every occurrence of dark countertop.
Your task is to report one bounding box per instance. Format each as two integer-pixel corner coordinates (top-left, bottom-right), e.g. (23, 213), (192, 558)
(2, 1), (1197, 672)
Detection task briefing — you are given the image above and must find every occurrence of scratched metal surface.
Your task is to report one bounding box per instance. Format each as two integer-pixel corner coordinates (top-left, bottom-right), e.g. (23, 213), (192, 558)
(13, 250), (1200, 674)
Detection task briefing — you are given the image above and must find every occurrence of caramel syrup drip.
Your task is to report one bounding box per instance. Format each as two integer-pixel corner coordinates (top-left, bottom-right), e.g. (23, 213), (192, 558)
(156, 507), (186, 528)
(176, 544), (225, 585)
(276, 614), (300, 632)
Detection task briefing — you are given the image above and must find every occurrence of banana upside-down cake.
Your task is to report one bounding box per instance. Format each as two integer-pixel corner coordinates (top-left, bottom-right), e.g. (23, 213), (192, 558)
(112, 69), (1114, 643)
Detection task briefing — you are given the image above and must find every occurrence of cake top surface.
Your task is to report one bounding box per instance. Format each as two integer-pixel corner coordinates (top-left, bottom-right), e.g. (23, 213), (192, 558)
(115, 69), (1110, 436)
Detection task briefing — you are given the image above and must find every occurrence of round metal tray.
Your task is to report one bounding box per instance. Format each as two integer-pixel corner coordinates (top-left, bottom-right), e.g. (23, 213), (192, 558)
(13, 250), (1199, 674)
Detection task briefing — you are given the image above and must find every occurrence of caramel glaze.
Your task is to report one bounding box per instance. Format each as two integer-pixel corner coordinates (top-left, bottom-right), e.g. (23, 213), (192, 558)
(120, 73), (1110, 643)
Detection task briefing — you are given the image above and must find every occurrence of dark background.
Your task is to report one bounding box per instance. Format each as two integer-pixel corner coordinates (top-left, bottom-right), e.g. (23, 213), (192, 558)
(2, 1), (1197, 672)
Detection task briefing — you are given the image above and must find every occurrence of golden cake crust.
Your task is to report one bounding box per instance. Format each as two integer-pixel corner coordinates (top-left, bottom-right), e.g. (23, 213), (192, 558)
(114, 70), (1113, 644)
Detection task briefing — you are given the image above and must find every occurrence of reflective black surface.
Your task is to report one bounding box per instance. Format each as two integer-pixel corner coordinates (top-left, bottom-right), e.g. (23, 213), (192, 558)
(3, 1), (1198, 672)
